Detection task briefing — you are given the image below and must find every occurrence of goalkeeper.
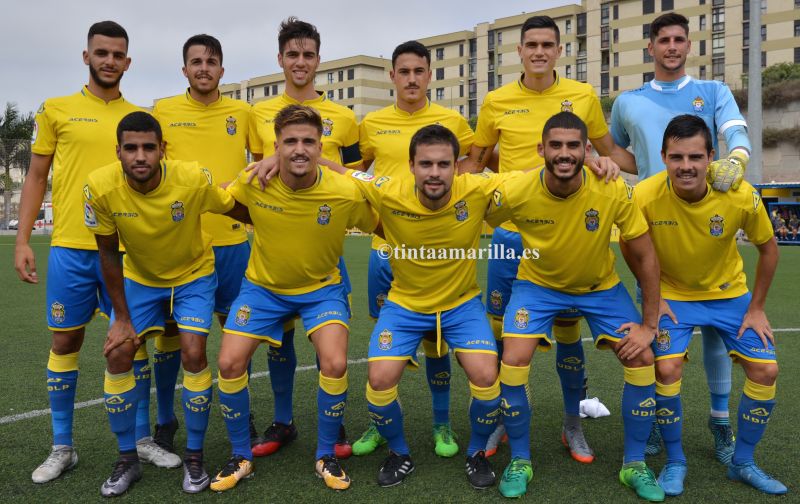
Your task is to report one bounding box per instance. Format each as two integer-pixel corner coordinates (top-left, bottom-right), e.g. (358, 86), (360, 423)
(609, 11), (751, 464)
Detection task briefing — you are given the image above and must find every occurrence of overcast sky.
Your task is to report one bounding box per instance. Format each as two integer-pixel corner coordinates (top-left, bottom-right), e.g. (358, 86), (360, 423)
(2, 0), (572, 115)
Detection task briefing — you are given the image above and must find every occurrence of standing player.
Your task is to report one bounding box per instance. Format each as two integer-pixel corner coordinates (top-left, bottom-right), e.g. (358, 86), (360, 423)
(485, 112), (664, 501)
(248, 17), (360, 458)
(610, 12), (752, 461)
(150, 34), (256, 458)
(85, 111), (249, 495)
(351, 40), (475, 458)
(352, 125), (512, 489)
(210, 105), (377, 492)
(633, 115), (784, 496)
(12, 22), (156, 483)
(460, 15), (634, 462)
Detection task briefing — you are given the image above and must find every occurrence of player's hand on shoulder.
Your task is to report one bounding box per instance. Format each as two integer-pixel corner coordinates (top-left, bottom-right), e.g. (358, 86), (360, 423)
(707, 152), (747, 192)
(587, 156), (620, 183)
(14, 243), (38, 283)
(738, 308), (774, 348)
(245, 153), (280, 190)
(615, 322), (657, 361)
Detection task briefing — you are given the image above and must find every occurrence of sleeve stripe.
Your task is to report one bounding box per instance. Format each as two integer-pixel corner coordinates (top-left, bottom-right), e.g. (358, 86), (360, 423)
(718, 119), (747, 134)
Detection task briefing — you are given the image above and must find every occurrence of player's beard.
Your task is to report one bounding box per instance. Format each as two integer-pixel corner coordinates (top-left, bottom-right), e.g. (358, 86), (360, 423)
(544, 154), (584, 181)
(420, 178), (451, 201)
(123, 161), (160, 185)
(89, 63), (124, 89)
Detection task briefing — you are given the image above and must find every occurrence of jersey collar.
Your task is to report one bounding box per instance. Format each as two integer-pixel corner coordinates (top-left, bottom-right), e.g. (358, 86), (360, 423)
(276, 165), (324, 193)
(282, 91), (325, 106)
(538, 166), (586, 200)
(665, 173), (711, 205)
(517, 70), (560, 95)
(393, 99), (431, 118)
(81, 85), (127, 105)
(649, 75), (692, 94)
(184, 88), (223, 108)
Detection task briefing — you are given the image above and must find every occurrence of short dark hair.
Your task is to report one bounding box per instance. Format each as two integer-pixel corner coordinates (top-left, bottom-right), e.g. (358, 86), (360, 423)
(278, 17), (321, 54)
(117, 111), (162, 144)
(183, 34), (223, 64)
(521, 15), (560, 44)
(409, 124), (459, 162)
(542, 112), (588, 143)
(274, 104), (322, 138)
(662, 114), (713, 154)
(392, 40), (431, 68)
(649, 12), (689, 42)
(88, 21), (129, 47)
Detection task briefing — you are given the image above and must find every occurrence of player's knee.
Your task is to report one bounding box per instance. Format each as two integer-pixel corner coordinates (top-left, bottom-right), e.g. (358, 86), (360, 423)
(318, 354), (347, 379)
(51, 330), (83, 354)
(746, 362), (778, 386)
(217, 354), (247, 380)
(655, 358), (683, 384)
(468, 366), (497, 388)
(624, 349), (654, 368)
(106, 345), (135, 373)
(368, 370), (397, 392)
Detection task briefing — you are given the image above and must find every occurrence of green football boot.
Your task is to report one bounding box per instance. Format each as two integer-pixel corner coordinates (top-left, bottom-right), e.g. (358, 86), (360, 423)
(498, 457), (533, 498)
(619, 461), (666, 502)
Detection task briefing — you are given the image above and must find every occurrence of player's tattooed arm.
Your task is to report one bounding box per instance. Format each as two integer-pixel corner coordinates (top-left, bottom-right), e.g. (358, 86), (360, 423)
(590, 133), (637, 175)
(739, 237), (779, 348)
(95, 233), (139, 357)
(459, 143), (497, 174)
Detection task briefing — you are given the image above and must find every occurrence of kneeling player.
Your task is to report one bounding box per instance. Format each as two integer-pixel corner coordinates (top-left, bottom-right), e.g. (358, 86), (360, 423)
(209, 105), (377, 492)
(632, 115), (785, 496)
(86, 112), (249, 496)
(486, 112), (664, 501)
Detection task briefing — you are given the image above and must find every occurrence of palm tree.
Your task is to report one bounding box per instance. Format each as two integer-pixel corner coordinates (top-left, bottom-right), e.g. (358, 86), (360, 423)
(0, 102), (35, 228)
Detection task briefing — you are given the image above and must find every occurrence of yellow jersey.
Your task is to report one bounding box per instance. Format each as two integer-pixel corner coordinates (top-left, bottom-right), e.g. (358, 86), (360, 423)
(486, 167), (648, 293)
(249, 92), (361, 167)
(359, 100), (475, 250)
(634, 173), (774, 301)
(31, 86), (141, 250)
(152, 90), (251, 246)
(226, 166), (377, 295)
(84, 160), (234, 287)
(349, 170), (522, 313)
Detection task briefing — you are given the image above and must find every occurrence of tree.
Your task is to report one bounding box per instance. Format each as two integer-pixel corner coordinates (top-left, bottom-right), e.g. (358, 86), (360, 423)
(0, 102), (34, 227)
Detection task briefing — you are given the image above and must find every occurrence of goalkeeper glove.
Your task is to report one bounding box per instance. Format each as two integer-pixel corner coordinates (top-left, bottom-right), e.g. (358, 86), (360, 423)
(707, 149), (749, 192)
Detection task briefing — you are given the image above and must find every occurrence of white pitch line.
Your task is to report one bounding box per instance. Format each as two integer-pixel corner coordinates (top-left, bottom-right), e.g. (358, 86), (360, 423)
(3, 328), (798, 426)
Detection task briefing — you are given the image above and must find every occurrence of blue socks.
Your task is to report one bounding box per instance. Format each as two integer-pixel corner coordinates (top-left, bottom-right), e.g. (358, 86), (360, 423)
(105, 370), (138, 453)
(556, 340), (585, 417)
(268, 327), (297, 425)
(317, 372), (348, 459)
(218, 372), (252, 460)
(467, 380), (501, 455)
(183, 368), (212, 452)
(701, 326), (731, 416)
(367, 384), (408, 455)
(46, 351), (79, 446)
(733, 379), (777, 465)
(132, 346), (151, 441)
(153, 335), (181, 426)
(500, 362), (532, 460)
(622, 366), (656, 464)
(423, 340), (451, 425)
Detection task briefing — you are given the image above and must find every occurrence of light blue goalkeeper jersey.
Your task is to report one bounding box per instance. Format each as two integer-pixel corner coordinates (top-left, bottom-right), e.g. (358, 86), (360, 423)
(610, 75), (750, 180)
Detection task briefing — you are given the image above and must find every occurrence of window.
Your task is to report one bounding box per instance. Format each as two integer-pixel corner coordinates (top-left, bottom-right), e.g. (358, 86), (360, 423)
(459, 105), (464, 116)
(601, 26), (609, 49)
(743, 21), (749, 46)
(613, 4), (619, 20)
(613, 28), (619, 44)
(601, 51), (609, 71)
(468, 79), (477, 98)
(459, 44), (464, 57)
(761, 25), (766, 42)
(699, 65), (707, 79)
(601, 73), (609, 96)
(743, 48), (749, 72)
(712, 0), (723, 5)
(577, 14), (586, 35)
(264, 86), (270, 96)
(498, 32), (502, 44)
(347, 87), (354, 98)
(327, 72), (334, 84)
(488, 31), (495, 50)
(347, 68), (354, 80)
(576, 60), (587, 81)
(435, 88), (444, 100)
(566, 64), (572, 78)
(643, 48), (654, 63)
(469, 100), (477, 118)
(565, 19), (572, 34)
(247, 88), (254, 101)
(235, 89), (240, 100)
(497, 74), (503, 86)
(272, 85), (278, 95)
(743, 0), (750, 20)
(643, 24), (651, 40)
(662, 0), (673, 10)
(643, 0), (655, 15)
(601, 4), (609, 25)
(469, 39), (477, 58)
(699, 40), (706, 56)
(643, 72), (655, 83)
(338, 70), (343, 82)
(338, 88), (343, 100)
(796, 20), (800, 38)
(712, 57), (725, 81)
(566, 42), (572, 57)
(327, 90), (334, 99)
(613, 75), (619, 91)
(459, 64), (464, 77)
(712, 32), (725, 55)
(613, 52), (619, 67)
(498, 53), (503, 66)
(436, 48), (444, 61)
(712, 7), (724, 32)
(436, 68), (444, 80)
(488, 72), (495, 91)
(469, 62), (476, 78)
(390, 89), (394, 97)
(795, 47), (800, 63)
(459, 84), (464, 98)
(699, 15), (706, 32)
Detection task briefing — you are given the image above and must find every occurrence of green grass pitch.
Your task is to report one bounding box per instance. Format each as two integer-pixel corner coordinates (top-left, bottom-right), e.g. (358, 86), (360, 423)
(0, 235), (797, 502)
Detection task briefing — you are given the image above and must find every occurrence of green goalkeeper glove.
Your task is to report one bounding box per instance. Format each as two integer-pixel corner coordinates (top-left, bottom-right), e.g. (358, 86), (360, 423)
(706, 150), (748, 192)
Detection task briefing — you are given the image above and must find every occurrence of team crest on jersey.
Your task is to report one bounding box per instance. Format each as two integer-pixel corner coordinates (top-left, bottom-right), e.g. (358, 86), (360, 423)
(561, 99), (573, 112)
(376, 293), (387, 309)
(84, 202), (97, 227)
(709, 214), (724, 236)
(493, 189), (503, 207)
(322, 118), (334, 137)
(454, 200), (468, 221)
(585, 208), (599, 231)
(234, 305), (251, 327)
(374, 176), (390, 188)
(50, 301), (65, 324)
(351, 171), (374, 182)
(201, 167), (213, 185)
(514, 307), (529, 330)
(490, 290), (503, 311)
(378, 329), (393, 350)
(656, 329), (671, 352)
(226, 116), (237, 135)
(171, 201), (185, 222)
(317, 204), (332, 225)
(692, 97), (705, 113)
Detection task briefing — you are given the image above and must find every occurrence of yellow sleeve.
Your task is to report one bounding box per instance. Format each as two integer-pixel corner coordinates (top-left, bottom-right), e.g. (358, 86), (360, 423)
(615, 181), (649, 240)
(225, 170), (250, 206)
(585, 92), (610, 140)
(473, 94), (498, 148)
(83, 182), (115, 236)
(742, 191), (776, 246)
(358, 119), (374, 161)
(31, 101), (56, 155)
(346, 169), (382, 210)
(347, 185), (379, 233)
(248, 109), (264, 155)
(456, 116), (475, 156)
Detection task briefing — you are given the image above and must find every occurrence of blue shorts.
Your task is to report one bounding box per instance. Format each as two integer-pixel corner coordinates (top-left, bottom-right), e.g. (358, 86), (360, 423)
(487, 228), (580, 322)
(213, 241), (250, 316)
(109, 273), (217, 338)
(224, 278), (350, 345)
(46, 247), (111, 331)
(368, 249), (393, 319)
(368, 296), (497, 366)
(502, 280), (641, 351)
(655, 294), (777, 363)
(338, 256), (352, 296)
